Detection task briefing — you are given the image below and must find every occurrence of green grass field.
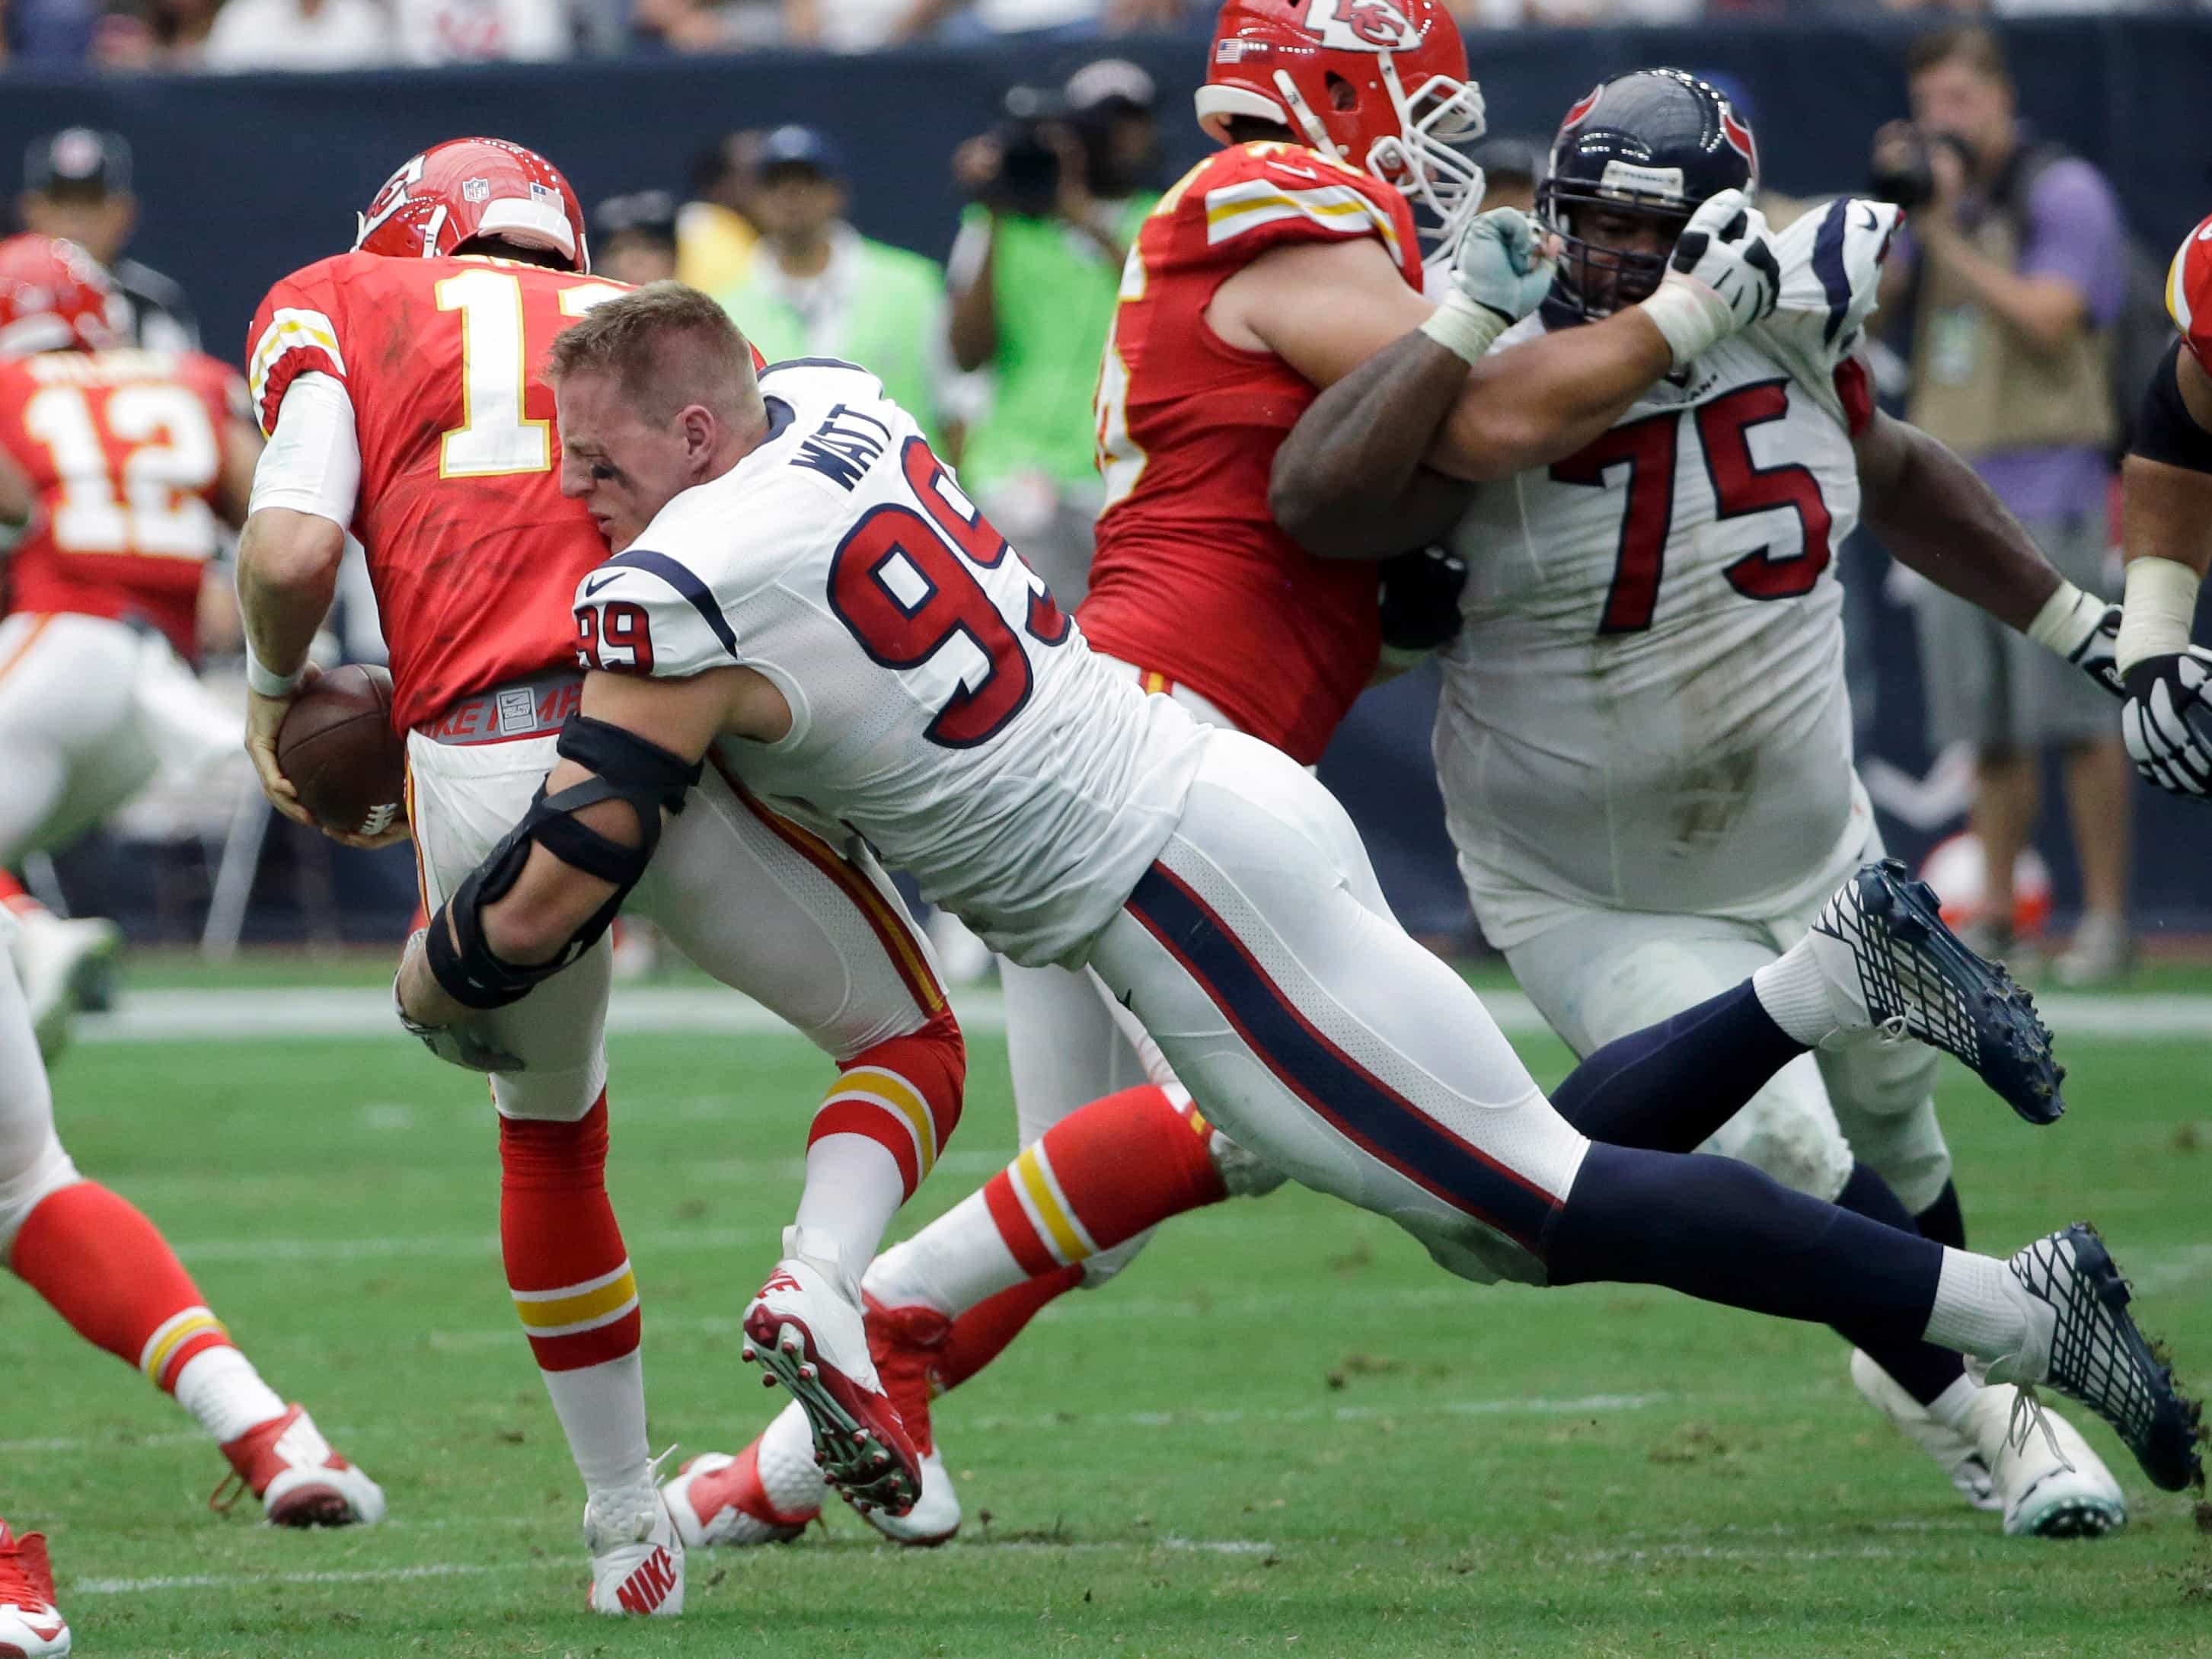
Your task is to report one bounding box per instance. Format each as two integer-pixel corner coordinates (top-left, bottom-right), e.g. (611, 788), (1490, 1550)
(9, 957), (2211, 1657)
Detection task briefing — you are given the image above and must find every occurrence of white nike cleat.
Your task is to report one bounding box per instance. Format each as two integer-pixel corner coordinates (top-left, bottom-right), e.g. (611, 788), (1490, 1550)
(1978, 1224), (2202, 1495)
(663, 1434), (819, 1548)
(1849, 1349), (1999, 1513)
(10, 911), (120, 1061)
(1807, 860), (2064, 1124)
(1961, 1383), (2128, 1538)
(742, 1227), (923, 1517)
(213, 1404), (386, 1527)
(0, 1521), (68, 1657)
(584, 1481), (685, 1616)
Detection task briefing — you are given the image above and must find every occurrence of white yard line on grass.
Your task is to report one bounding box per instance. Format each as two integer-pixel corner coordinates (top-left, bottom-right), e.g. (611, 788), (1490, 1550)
(78, 984), (2212, 1044)
(72, 1562), (530, 1595)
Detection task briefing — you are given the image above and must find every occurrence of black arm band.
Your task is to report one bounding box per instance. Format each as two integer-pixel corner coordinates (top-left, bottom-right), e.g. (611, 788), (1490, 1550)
(2132, 340), (2212, 476)
(424, 714), (707, 1011)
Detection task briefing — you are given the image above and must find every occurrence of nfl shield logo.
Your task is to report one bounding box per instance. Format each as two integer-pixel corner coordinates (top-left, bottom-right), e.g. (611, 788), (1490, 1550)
(461, 177), (491, 204)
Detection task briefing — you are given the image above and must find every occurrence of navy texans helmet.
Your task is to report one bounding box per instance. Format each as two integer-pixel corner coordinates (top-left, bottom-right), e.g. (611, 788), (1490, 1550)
(1537, 69), (1760, 321)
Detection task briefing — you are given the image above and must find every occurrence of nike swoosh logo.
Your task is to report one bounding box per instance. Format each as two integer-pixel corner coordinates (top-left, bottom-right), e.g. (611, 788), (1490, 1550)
(1859, 206), (1882, 231)
(1117, 989), (1135, 1010)
(582, 572), (623, 597)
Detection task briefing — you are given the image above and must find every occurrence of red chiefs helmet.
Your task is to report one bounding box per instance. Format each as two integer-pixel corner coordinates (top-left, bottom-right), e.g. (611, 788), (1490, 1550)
(355, 137), (589, 272)
(1198, 0), (1485, 250)
(2165, 212), (2212, 372)
(0, 233), (120, 357)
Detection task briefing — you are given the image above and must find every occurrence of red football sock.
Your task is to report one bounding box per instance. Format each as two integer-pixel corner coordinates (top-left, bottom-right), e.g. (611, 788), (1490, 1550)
(937, 1266), (1086, 1393)
(9, 1182), (232, 1388)
(806, 1007), (966, 1204)
(982, 1084), (1227, 1278)
(500, 1094), (638, 1373)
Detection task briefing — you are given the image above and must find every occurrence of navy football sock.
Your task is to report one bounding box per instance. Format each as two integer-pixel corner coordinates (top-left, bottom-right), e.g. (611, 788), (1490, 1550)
(1914, 1179), (1968, 1249)
(1544, 1144), (1944, 1353)
(1550, 982), (1804, 1153)
(1831, 1163), (1970, 1408)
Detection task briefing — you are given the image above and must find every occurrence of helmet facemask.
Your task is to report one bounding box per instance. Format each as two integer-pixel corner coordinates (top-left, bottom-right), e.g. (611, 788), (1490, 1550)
(1367, 61), (1486, 260)
(1537, 181), (1690, 321)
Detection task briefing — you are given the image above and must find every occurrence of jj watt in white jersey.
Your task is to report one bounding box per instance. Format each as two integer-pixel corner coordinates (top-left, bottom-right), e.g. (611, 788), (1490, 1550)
(1438, 198), (1901, 949)
(573, 359), (1208, 970)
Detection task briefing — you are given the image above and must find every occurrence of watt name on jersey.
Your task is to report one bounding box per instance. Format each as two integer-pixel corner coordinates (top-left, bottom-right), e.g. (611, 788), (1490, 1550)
(571, 359), (1208, 968)
(1437, 198), (1900, 943)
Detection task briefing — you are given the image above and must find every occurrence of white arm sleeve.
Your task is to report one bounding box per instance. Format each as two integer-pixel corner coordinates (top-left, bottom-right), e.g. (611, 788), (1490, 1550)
(247, 371), (362, 528)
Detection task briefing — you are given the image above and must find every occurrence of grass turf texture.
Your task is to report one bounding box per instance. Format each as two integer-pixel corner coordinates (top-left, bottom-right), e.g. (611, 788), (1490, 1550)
(8, 970), (2210, 1656)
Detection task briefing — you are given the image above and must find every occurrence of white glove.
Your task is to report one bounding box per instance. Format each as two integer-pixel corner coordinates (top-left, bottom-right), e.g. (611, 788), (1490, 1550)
(1636, 188), (1781, 368)
(2121, 646), (2212, 799)
(1420, 208), (1555, 365)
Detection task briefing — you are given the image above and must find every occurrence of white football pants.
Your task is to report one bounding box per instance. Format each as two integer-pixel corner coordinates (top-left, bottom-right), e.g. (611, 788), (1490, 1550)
(406, 732), (948, 1122)
(1495, 827), (1952, 1214)
(0, 920), (80, 1254)
(0, 612), (240, 863)
(1086, 730), (1589, 1287)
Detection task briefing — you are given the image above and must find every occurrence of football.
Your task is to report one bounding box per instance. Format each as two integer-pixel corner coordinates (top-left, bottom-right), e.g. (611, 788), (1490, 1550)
(275, 664), (407, 838)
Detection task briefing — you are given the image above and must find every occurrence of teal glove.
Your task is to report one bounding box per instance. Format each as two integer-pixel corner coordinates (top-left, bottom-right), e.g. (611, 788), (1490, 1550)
(1448, 207), (1556, 325)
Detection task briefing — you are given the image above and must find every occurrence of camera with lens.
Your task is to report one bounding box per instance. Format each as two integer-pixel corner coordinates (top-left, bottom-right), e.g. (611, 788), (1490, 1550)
(980, 85), (1068, 218)
(1869, 125), (1977, 211)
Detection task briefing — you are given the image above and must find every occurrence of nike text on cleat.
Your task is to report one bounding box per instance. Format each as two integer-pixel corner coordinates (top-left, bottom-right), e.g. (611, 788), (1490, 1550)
(1982, 1224), (2203, 1495)
(1810, 859), (2064, 1124)
(663, 1447), (816, 1548)
(0, 1522), (68, 1657)
(584, 1479), (685, 1616)
(742, 1227), (924, 1517)
(213, 1404), (386, 1527)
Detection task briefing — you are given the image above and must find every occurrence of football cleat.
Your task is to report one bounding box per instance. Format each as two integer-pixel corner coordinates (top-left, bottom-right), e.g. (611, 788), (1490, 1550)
(1978, 1225), (2203, 1495)
(212, 1404), (386, 1527)
(1963, 1382), (2128, 1539)
(1808, 859), (2064, 1124)
(857, 1294), (961, 1546)
(663, 1441), (816, 1549)
(1850, 1348), (1999, 1513)
(742, 1227), (923, 1517)
(584, 1479), (684, 1617)
(9, 911), (120, 1061)
(0, 1522), (68, 1657)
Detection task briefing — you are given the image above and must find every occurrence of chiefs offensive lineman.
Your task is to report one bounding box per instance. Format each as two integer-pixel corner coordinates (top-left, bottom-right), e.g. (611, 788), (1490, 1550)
(235, 139), (966, 1616)
(2112, 213), (2212, 796)
(0, 234), (247, 1054)
(0, 242), (381, 1659)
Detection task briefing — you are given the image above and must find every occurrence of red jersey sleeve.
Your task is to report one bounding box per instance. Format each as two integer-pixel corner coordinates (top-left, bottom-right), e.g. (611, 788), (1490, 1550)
(1170, 142), (1425, 291)
(2165, 212), (2212, 372)
(244, 256), (352, 437)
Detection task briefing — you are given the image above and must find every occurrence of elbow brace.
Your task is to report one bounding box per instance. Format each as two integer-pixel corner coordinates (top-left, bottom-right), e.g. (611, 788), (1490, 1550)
(2131, 340), (2212, 476)
(426, 715), (704, 1010)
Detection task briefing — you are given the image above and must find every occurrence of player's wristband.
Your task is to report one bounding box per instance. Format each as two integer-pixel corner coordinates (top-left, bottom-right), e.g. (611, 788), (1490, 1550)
(244, 643), (306, 699)
(2025, 581), (2103, 661)
(1636, 276), (1731, 370)
(1419, 290), (1511, 367)
(2116, 557), (2203, 676)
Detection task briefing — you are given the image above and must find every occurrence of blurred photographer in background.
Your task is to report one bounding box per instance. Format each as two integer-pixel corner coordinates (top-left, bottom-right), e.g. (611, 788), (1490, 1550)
(1871, 24), (2134, 982)
(946, 58), (1160, 604)
(591, 190), (679, 287)
(715, 125), (959, 447)
(19, 129), (199, 354)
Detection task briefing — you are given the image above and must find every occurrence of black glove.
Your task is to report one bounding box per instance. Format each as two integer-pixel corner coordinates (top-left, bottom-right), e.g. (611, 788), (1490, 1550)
(2121, 647), (2212, 799)
(1377, 545), (1468, 657)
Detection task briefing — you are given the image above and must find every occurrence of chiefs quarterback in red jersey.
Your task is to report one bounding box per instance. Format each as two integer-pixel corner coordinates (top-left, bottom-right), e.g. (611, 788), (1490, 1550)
(685, 0), (1792, 1550)
(0, 233), (385, 1546)
(0, 234), (254, 1053)
(235, 137), (967, 1616)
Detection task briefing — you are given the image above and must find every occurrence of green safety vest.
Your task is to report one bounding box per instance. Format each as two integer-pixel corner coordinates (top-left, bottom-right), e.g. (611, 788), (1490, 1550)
(717, 236), (949, 448)
(957, 196), (1157, 498)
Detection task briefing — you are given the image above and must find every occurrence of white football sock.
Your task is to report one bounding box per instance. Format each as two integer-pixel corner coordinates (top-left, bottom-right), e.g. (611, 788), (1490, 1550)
(1751, 940), (1836, 1047)
(1923, 1371), (1984, 1434)
(543, 1350), (651, 1495)
(1921, 1248), (2031, 1363)
(172, 1345), (289, 1445)
(791, 1134), (908, 1284)
(861, 1189), (1027, 1319)
(760, 1400), (831, 1511)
